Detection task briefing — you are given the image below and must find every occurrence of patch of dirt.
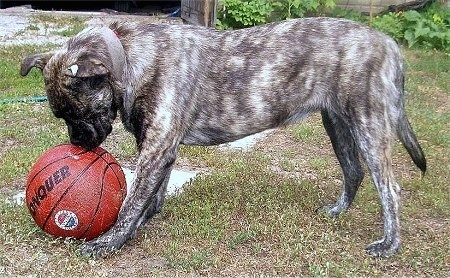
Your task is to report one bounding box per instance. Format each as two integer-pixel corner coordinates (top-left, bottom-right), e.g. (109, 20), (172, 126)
(253, 117), (344, 192)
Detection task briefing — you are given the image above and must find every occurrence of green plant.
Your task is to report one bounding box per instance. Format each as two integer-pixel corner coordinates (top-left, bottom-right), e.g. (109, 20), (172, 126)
(369, 3), (450, 52)
(216, 0), (274, 30)
(371, 12), (405, 41)
(216, 0), (336, 29)
(402, 5), (450, 52)
(272, 0), (335, 19)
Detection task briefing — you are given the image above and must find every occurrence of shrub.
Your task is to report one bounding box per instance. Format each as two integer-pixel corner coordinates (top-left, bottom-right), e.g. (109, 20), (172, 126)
(370, 12), (405, 42)
(401, 4), (450, 52)
(271, 0), (336, 19)
(370, 3), (450, 52)
(216, 0), (335, 30)
(216, 0), (274, 30)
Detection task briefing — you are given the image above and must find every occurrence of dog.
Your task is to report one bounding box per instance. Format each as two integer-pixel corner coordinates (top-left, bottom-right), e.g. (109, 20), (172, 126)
(20, 17), (426, 259)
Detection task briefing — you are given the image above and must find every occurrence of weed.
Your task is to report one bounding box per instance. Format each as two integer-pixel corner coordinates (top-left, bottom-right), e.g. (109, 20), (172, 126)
(165, 241), (215, 271)
(290, 123), (318, 141)
(227, 229), (256, 250)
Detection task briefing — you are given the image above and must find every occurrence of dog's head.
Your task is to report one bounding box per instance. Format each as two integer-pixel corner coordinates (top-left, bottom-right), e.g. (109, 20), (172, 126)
(20, 26), (126, 149)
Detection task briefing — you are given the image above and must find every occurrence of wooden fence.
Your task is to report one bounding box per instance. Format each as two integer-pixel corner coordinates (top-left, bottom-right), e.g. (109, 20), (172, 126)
(181, 0), (217, 27)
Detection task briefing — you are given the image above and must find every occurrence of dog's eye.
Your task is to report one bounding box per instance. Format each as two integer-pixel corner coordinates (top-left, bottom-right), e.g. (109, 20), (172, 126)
(67, 76), (103, 92)
(68, 77), (82, 89)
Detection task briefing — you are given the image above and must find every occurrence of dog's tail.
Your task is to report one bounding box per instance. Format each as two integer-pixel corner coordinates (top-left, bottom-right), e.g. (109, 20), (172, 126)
(394, 70), (426, 175)
(397, 113), (426, 175)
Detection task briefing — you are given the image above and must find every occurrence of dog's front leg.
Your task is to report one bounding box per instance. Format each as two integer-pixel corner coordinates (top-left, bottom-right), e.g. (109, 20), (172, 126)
(80, 144), (177, 259)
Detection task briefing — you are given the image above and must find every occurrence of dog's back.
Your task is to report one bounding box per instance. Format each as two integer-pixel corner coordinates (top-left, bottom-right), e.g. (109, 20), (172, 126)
(109, 19), (404, 144)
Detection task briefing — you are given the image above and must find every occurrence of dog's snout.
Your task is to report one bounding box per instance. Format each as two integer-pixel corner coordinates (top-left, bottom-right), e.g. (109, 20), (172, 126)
(65, 118), (112, 149)
(69, 133), (87, 147)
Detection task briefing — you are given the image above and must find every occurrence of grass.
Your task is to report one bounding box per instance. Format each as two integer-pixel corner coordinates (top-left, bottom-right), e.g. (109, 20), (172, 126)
(30, 13), (87, 37)
(0, 45), (55, 99)
(1, 24), (449, 277)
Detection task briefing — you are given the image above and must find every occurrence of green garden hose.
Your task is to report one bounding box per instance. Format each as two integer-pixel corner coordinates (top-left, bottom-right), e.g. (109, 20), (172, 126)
(0, 96), (47, 104)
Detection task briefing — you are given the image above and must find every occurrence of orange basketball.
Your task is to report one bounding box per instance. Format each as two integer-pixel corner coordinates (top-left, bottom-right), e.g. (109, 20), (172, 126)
(25, 144), (127, 240)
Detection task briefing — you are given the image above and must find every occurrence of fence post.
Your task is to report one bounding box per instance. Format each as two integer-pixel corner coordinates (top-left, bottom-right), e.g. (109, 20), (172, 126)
(181, 0), (218, 28)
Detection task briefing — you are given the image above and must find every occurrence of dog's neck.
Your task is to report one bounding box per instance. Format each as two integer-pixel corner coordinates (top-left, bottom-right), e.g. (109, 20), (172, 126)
(97, 27), (126, 81)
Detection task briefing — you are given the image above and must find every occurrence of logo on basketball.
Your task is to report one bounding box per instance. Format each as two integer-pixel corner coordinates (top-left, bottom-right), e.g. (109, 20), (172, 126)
(55, 210), (79, 230)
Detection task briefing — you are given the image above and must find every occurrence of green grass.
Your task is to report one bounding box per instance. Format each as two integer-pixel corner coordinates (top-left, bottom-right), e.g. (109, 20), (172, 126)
(30, 13), (87, 37)
(0, 45), (68, 186)
(1, 41), (449, 276)
(0, 45), (55, 99)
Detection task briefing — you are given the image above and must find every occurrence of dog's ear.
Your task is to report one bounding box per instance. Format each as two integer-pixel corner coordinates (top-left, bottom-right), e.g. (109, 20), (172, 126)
(20, 52), (55, 76)
(64, 57), (109, 78)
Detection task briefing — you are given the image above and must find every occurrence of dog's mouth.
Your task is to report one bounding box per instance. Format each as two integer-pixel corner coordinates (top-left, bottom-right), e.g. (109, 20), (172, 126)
(65, 118), (112, 150)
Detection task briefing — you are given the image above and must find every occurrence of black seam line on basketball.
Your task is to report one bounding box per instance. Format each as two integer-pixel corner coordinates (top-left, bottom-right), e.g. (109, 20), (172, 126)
(96, 152), (127, 193)
(107, 162), (127, 193)
(28, 147), (92, 186)
(90, 150), (126, 200)
(42, 155), (104, 231)
(91, 149), (108, 158)
(79, 164), (108, 239)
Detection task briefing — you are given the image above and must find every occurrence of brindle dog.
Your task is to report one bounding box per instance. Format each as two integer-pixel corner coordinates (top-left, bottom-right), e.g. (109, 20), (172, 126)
(20, 17), (426, 259)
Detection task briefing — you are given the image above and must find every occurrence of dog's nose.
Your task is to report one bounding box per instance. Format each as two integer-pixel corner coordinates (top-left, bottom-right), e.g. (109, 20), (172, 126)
(70, 136), (100, 150)
(69, 134), (88, 147)
(66, 120), (102, 149)
(68, 128), (98, 149)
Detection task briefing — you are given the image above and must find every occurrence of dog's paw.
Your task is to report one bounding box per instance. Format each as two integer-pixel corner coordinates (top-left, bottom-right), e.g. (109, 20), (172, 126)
(366, 239), (400, 257)
(318, 203), (346, 218)
(79, 237), (122, 259)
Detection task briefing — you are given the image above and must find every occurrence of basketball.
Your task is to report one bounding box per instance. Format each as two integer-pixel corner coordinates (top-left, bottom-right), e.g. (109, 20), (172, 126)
(25, 144), (127, 240)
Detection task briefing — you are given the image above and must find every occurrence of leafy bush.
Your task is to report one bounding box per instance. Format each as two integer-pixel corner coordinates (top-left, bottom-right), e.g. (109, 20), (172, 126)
(370, 3), (450, 52)
(370, 12), (405, 41)
(402, 4), (450, 52)
(216, 0), (274, 30)
(271, 0), (336, 19)
(216, 0), (335, 30)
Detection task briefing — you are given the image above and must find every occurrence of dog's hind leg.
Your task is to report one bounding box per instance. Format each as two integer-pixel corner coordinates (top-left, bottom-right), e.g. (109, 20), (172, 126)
(351, 119), (401, 257)
(320, 110), (365, 217)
